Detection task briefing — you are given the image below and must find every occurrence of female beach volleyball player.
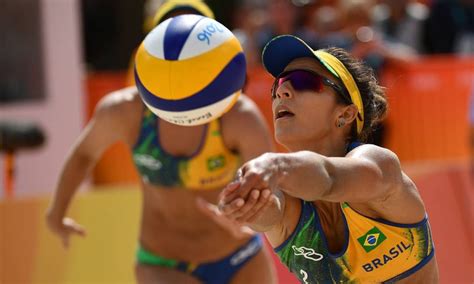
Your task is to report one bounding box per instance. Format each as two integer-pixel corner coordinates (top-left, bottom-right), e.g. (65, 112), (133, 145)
(45, 1), (277, 283)
(218, 35), (439, 283)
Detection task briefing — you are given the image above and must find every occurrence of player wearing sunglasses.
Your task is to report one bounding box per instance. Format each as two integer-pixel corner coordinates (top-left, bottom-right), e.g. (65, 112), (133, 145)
(218, 35), (439, 283)
(271, 69), (351, 103)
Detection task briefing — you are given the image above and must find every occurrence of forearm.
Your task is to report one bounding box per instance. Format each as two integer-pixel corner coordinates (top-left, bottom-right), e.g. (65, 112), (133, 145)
(276, 151), (332, 201)
(48, 152), (95, 216)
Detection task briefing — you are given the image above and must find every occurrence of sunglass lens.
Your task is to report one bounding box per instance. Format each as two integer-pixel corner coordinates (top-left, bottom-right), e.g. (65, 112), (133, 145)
(278, 70), (323, 92)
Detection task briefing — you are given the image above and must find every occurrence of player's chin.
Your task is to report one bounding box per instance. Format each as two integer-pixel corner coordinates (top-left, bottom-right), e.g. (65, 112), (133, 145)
(274, 128), (295, 147)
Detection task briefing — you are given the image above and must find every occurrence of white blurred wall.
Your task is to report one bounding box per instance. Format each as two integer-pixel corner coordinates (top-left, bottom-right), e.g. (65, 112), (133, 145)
(0, 0), (84, 197)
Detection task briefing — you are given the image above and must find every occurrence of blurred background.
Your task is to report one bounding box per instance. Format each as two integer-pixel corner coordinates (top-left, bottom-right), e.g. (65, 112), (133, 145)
(0, 0), (473, 283)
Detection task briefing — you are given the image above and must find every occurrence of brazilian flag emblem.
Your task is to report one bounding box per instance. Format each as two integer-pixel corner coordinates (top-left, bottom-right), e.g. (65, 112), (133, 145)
(357, 226), (387, 253)
(207, 155), (226, 171)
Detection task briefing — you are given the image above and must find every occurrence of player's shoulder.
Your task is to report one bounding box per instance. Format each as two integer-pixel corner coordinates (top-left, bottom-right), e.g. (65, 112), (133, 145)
(346, 144), (399, 161)
(347, 143), (402, 173)
(95, 86), (143, 118)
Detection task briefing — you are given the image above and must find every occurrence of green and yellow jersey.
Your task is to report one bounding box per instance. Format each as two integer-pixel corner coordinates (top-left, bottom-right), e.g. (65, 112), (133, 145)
(132, 109), (240, 190)
(276, 200), (434, 283)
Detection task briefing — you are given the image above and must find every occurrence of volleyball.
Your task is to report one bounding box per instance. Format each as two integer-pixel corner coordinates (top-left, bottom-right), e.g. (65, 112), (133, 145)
(134, 14), (246, 126)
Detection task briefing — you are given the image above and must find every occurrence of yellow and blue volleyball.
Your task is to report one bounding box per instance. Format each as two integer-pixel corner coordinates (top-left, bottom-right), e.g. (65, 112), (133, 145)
(134, 14), (246, 126)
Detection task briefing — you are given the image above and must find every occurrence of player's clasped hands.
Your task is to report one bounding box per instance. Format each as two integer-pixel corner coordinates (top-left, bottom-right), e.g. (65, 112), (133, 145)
(218, 153), (280, 223)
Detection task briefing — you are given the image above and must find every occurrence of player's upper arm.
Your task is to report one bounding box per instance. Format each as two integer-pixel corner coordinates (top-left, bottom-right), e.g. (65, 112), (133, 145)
(323, 144), (403, 203)
(322, 144), (426, 223)
(74, 87), (142, 162)
(222, 95), (275, 162)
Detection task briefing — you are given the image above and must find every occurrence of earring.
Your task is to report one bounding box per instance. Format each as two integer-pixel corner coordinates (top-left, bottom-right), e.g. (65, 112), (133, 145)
(337, 119), (346, 128)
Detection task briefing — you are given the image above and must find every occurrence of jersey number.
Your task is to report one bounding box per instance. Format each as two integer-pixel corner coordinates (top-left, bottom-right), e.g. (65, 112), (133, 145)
(300, 269), (309, 284)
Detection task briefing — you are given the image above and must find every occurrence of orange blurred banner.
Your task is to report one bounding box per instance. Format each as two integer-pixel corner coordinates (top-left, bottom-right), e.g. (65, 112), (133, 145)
(382, 56), (474, 162)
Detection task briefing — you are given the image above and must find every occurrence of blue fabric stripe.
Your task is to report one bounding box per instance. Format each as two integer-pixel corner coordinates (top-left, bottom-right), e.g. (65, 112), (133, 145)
(371, 215), (428, 228)
(192, 235), (263, 284)
(164, 15), (203, 60)
(135, 52), (246, 112)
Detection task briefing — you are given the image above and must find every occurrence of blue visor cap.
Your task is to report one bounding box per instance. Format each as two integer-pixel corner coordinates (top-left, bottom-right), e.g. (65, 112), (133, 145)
(262, 35), (338, 79)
